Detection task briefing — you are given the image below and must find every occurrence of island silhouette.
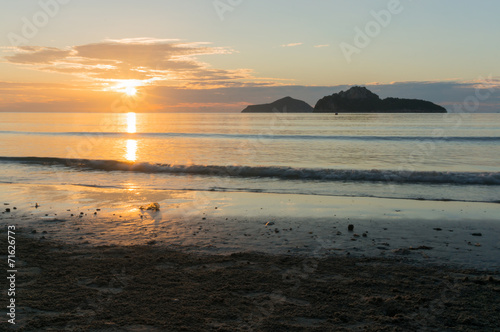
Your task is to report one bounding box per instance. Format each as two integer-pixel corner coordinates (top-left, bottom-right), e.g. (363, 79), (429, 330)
(241, 86), (447, 113)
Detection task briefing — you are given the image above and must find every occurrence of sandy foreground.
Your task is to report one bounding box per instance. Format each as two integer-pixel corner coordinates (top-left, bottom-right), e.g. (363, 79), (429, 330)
(1, 229), (500, 332)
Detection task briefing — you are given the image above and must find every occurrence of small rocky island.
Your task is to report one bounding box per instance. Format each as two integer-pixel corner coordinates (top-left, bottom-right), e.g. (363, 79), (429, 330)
(314, 86), (446, 113)
(241, 96), (313, 113)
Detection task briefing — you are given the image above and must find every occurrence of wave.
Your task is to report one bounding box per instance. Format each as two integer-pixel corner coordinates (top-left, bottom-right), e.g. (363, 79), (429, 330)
(1, 156), (499, 186)
(1, 130), (499, 142)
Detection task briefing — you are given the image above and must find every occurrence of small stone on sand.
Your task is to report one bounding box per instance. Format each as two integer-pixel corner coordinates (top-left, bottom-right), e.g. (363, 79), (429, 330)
(348, 224), (354, 231)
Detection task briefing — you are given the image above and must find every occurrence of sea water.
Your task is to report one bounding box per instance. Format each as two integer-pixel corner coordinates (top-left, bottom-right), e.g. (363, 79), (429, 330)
(1, 112), (499, 203)
(1, 112), (500, 268)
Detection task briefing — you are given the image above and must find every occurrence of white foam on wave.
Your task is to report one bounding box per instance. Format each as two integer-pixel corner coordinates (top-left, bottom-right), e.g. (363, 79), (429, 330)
(1, 156), (500, 186)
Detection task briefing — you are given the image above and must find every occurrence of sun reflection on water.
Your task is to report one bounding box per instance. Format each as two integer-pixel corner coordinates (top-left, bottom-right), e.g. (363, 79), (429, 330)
(127, 112), (136, 133)
(126, 139), (137, 161)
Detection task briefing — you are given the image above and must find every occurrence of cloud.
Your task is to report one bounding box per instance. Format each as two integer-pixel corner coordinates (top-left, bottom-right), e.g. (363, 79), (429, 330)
(314, 44), (329, 48)
(5, 46), (72, 64)
(281, 43), (303, 47)
(3, 38), (266, 88)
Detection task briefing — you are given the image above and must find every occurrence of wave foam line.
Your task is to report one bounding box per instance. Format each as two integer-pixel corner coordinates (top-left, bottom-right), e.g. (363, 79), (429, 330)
(1, 156), (499, 186)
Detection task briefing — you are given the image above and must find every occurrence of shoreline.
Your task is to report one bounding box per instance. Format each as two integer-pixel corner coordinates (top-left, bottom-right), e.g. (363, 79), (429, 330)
(1, 184), (500, 271)
(1, 231), (499, 331)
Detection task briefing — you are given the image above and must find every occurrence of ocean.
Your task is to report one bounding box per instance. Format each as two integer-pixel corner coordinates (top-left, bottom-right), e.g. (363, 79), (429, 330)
(1, 112), (499, 268)
(1, 112), (500, 202)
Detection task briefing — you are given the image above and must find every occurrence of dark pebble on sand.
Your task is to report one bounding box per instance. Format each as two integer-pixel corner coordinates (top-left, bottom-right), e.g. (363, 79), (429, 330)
(96, 209), (101, 211)
(3, 203), (9, 205)
(471, 233), (482, 237)
(13, 207), (17, 210)
(410, 246), (433, 250)
(202, 217), (206, 220)
(348, 224), (354, 231)
(31, 230), (37, 234)
(42, 231), (47, 234)
(80, 212), (84, 215)
(5, 208), (10, 212)
(433, 228), (442, 231)
(362, 233), (367, 237)
(71, 214), (74, 216)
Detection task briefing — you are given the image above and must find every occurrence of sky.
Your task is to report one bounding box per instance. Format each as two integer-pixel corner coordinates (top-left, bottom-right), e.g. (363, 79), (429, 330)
(0, 0), (499, 112)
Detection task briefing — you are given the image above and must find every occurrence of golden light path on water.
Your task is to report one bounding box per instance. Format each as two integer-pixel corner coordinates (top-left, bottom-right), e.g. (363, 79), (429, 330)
(126, 139), (137, 161)
(125, 112), (137, 161)
(127, 112), (136, 133)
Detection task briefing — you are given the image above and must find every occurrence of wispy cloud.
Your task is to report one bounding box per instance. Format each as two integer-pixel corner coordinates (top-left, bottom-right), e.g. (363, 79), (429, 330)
(314, 44), (329, 48)
(281, 43), (303, 48)
(3, 38), (282, 88)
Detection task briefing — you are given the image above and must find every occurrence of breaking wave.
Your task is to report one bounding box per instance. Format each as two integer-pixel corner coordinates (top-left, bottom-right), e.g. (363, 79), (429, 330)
(1, 156), (499, 186)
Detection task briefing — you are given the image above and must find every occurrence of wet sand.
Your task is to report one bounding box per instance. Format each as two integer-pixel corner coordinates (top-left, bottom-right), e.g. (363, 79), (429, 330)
(1, 229), (500, 331)
(1, 186), (500, 330)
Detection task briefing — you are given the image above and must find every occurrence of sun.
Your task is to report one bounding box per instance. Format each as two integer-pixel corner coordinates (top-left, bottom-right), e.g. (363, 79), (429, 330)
(124, 86), (137, 96)
(109, 80), (142, 96)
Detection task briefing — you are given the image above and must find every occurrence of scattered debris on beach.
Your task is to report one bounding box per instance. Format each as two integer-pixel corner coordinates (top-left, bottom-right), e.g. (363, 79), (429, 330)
(140, 202), (160, 211)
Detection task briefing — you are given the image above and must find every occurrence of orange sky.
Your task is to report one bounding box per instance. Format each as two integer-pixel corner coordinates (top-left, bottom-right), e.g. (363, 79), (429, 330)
(1, 1), (499, 112)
